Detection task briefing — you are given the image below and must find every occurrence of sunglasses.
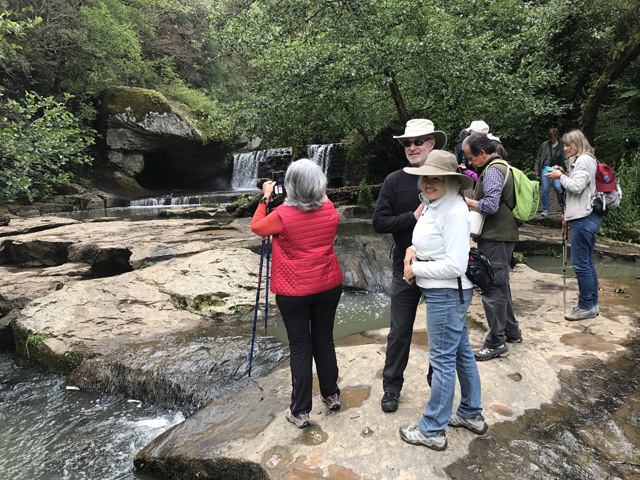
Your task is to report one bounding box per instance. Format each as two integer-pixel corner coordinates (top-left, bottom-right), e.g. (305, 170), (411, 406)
(399, 137), (432, 148)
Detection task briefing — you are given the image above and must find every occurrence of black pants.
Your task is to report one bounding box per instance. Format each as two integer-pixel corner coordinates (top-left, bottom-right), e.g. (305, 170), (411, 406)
(477, 241), (521, 348)
(276, 284), (343, 416)
(383, 258), (423, 394)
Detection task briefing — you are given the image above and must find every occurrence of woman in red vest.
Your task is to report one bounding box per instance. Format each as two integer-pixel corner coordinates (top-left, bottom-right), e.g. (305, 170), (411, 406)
(251, 159), (344, 429)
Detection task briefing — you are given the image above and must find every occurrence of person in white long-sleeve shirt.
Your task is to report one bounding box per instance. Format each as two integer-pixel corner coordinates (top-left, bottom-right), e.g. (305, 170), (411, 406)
(398, 150), (487, 452)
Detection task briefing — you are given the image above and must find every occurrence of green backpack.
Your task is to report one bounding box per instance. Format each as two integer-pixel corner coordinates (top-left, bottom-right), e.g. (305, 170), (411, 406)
(488, 159), (540, 222)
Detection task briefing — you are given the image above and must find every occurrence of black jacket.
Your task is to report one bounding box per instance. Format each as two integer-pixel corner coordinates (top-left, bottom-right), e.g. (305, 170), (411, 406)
(372, 167), (421, 265)
(453, 142), (469, 167)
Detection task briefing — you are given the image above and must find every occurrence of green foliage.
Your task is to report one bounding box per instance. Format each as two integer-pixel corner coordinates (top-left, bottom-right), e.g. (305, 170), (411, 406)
(202, 202), (219, 208)
(0, 9), (41, 61)
(599, 153), (640, 239)
(231, 195), (249, 205)
(357, 181), (375, 212)
(25, 332), (47, 360)
(141, 261), (154, 268)
(232, 305), (251, 316)
(0, 91), (95, 204)
(171, 298), (187, 310)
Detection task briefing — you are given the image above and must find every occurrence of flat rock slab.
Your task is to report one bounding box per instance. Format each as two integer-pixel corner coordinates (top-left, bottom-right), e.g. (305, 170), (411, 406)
(11, 247), (282, 406)
(135, 266), (637, 480)
(0, 216), (79, 237)
(0, 217), (258, 268)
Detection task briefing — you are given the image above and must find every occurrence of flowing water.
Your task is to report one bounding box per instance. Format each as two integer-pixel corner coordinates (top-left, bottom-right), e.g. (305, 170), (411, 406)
(0, 292), (390, 479)
(308, 144), (337, 177)
(0, 352), (184, 479)
(47, 191), (250, 221)
(231, 151), (265, 190)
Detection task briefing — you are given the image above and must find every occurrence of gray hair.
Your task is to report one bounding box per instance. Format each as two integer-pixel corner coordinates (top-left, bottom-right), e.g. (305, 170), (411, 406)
(417, 176), (462, 200)
(283, 159), (328, 211)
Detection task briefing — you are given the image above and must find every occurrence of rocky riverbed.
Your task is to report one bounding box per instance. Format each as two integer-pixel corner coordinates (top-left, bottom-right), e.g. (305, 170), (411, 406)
(0, 212), (639, 479)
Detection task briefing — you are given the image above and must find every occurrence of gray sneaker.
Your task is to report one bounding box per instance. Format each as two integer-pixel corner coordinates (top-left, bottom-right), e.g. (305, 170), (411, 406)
(596, 304), (600, 316)
(541, 209), (550, 217)
(322, 393), (340, 410)
(399, 425), (447, 451)
(564, 306), (597, 321)
(474, 344), (509, 361)
(285, 407), (310, 428)
(448, 412), (488, 435)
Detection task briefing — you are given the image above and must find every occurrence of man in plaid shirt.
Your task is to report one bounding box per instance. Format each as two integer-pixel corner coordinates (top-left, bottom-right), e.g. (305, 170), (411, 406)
(462, 134), (522, 361)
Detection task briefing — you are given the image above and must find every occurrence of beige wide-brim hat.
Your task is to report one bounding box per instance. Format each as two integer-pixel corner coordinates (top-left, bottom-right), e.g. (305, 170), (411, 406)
(403, 150), (475, 191)
(393, 119), (447, 150)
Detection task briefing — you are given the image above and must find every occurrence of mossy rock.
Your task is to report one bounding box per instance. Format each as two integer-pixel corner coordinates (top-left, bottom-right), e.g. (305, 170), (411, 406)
(103, 86), (173, 122)
(191, 292), (230, 311)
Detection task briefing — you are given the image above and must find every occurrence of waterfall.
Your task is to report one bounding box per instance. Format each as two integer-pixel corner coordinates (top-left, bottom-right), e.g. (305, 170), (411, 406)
(130, 197), (166, 207)
(231, 151), (264, 190)
(308, 144), (335, 177)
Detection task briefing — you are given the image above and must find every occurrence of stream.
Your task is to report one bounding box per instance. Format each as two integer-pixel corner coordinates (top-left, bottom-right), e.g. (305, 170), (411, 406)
(0, 352), (183, 480)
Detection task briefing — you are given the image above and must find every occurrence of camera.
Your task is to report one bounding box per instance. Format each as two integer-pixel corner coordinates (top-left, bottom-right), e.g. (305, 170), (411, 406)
(272, 171), (286, 196)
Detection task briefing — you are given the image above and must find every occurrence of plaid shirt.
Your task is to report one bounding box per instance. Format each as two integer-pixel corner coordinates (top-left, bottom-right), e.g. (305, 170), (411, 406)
(477, 166), (504, 216)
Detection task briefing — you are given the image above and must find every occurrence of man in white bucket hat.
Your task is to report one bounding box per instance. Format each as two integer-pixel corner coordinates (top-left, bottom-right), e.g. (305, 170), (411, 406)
(373, 119), (447, 413)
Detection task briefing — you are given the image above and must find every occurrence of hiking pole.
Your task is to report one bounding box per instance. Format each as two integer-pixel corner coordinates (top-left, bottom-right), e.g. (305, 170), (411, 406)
(561, 204), (567, 314)
(263, 202), (272, 335)
(248, 233), (267, 378)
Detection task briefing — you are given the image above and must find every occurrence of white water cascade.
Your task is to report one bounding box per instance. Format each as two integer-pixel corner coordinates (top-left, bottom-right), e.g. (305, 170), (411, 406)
(231, 151), (265, 190)
(308, 144), (336, 177)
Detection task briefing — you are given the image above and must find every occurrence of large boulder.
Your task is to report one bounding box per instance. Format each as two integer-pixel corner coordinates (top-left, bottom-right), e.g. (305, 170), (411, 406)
(101, 87), (234, 191)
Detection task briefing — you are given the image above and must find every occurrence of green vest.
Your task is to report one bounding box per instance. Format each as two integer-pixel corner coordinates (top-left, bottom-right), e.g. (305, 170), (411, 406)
(473, 154), (519, 243)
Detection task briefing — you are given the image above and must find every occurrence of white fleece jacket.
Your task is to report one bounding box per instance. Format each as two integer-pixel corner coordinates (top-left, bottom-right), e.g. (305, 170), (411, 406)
(410, 193), (473, 290)
(560, 154), (597, 221)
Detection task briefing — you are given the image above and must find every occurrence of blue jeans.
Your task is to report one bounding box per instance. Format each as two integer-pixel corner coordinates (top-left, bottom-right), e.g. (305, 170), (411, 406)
(571, 213), (601, 309)
(418, 288), (482, 436)
(540, 172), (563, 211)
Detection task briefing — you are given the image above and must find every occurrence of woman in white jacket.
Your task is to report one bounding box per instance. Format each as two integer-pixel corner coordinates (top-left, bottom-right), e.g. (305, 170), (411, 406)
(545, 129), (599, 321)
(398, 150), (486, 452)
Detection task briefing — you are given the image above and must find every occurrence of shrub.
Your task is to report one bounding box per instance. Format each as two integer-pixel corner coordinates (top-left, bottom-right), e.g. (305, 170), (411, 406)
(0, 91), (95, 204)
(357, 180), (375, 212)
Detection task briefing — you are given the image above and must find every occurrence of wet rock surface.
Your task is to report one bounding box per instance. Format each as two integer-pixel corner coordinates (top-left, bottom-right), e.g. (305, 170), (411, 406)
(1, 213), (639, 479)
(135, 265), (638, 480)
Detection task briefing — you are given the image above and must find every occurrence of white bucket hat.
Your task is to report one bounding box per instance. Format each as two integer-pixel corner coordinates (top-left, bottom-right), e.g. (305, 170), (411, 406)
(403, 150), (475, 191)
(393, 119), (447, 150)
(468, 120), (490, 133)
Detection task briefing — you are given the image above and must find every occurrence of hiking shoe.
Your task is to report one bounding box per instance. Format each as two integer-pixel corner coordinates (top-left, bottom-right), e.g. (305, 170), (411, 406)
(399, 426), (447, 451)
(541, 209), (550, 217)
(381, 392), (399, 413)
(564, 306), (597, 321)
(506, 335), (523, 344)
(285, 408), (310, 428)
(596, 304), (600, 316)
(322, 393), (340, 411)
(448, 412), (488, 435)
(474, 344), (509, 361)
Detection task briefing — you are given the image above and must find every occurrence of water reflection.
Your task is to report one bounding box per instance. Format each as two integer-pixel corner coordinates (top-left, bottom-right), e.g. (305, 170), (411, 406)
(525, 255), (640, 279)
(268, 291), (391, 343)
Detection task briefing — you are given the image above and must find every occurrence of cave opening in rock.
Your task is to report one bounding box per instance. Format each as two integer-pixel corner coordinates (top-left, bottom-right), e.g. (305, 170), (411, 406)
(136, 152), (181, 190)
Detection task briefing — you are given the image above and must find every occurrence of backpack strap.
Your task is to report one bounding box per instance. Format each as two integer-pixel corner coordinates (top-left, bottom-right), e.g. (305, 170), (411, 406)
(484, 159), (514, 210)
(457, 277), (464, 304)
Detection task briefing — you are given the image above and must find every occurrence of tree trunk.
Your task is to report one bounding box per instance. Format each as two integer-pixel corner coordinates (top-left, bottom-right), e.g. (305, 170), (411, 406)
(580, 37), (640, 144)
(385, 69), (409, 125)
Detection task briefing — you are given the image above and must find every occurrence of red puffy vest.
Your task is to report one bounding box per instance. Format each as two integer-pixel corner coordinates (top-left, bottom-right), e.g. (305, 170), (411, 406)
(270, 200), (343, 296)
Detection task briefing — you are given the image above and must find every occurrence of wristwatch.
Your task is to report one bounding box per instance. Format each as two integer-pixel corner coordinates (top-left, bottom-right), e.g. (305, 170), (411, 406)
(259, 197), (268, 205)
